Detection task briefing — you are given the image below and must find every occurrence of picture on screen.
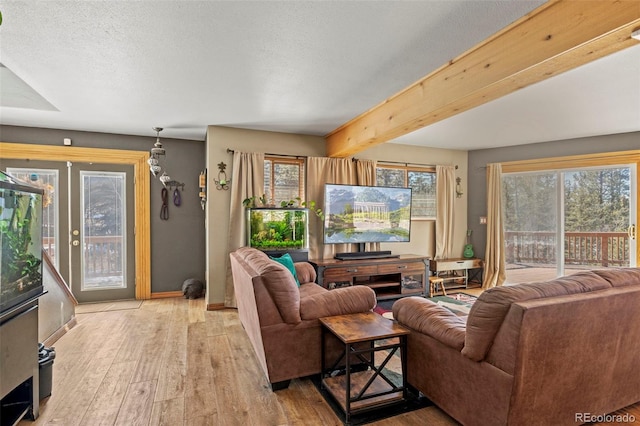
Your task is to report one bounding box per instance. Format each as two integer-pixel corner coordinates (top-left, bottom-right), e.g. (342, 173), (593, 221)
(324, 184), (412, 244)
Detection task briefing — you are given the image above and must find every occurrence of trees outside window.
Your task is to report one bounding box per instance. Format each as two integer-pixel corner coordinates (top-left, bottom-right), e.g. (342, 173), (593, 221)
(376, 166), (436, 219)
(502, 165), (634, 284)
(264, 157), (305, 206)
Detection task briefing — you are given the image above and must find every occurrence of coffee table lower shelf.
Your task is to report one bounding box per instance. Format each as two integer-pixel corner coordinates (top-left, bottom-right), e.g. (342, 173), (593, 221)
(322, 370), (404, 413)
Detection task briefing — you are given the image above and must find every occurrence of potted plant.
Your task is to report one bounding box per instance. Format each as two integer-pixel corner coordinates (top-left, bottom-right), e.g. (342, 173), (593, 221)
(280, 197), (324, 220)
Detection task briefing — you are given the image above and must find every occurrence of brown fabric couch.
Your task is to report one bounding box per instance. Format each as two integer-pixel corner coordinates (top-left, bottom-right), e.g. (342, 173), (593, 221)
(230, 247), (377, 390)
(393, 268), (640, 426)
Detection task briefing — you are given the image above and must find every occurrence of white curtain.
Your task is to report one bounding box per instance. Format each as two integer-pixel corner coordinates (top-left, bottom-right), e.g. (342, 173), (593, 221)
(483, 163), (506, 288)
(224, 151), (264, 307)
(435, 165), (455, 259)
(306, 157), (356, 259)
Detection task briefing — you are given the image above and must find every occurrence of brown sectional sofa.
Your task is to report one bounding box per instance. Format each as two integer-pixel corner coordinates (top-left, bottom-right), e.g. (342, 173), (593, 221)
(230, 247), (377, 390)
(393, 268), (640, 426)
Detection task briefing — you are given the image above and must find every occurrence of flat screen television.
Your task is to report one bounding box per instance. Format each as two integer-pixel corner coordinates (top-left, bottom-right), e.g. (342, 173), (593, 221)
(323, 184), (412, 258)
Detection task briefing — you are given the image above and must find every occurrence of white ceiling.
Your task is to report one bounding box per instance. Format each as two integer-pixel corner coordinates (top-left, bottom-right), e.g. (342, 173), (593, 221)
(0, 1), (638, 151)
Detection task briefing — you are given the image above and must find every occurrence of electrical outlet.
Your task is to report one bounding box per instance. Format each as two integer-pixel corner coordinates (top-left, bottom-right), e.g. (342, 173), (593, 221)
(63, 138), (72, 146)
(480, 216), (487, 225)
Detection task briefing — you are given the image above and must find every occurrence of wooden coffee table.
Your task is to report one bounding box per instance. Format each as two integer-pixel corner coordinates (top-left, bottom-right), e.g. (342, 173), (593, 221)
(319, 312), (410, 424)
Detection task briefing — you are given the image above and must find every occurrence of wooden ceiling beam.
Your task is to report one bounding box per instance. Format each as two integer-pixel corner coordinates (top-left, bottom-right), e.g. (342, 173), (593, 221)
(325, 0), (640, 157)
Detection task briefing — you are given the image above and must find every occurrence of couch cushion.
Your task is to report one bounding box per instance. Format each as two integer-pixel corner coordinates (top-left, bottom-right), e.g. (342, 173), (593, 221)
(243, 249), (301, 324)
(592, 267), (640, 288)
(300, 286), (376, 320)
(299, 282), (327, 298)
(393, 297), (466, 351)
(294, 262), (317, 284)
(235, 246), (270, 266)
(462, 270), (611, 361)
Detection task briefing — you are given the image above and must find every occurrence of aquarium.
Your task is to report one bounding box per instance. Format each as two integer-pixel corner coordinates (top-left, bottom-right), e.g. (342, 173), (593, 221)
(246, 207), (309, 255)
(0, 170), (44, 313)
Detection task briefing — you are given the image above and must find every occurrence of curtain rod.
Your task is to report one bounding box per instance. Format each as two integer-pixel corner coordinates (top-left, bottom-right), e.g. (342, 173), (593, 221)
(362, 158), (456, 169)
(226, 148), (306, 159)
(225, 149), (455, 168)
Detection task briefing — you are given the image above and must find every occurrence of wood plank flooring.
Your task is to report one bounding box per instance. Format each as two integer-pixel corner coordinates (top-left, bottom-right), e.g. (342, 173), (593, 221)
(19, 298), (640, 425)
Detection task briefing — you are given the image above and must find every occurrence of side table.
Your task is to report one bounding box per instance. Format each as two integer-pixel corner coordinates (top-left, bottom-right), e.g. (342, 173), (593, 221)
(319, 312), (410, 424)
(429, 258), (484, 292)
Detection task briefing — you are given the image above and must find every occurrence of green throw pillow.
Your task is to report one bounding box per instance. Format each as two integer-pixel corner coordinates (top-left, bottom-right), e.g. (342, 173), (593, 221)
(270, 253), (300, 287)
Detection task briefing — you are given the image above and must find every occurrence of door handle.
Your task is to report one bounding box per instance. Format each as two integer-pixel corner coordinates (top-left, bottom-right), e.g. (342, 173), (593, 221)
(628, 224), (636, 240)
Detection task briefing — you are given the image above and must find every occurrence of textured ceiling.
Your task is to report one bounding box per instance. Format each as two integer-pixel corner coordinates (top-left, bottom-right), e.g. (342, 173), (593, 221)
(0, 1), (638, 150)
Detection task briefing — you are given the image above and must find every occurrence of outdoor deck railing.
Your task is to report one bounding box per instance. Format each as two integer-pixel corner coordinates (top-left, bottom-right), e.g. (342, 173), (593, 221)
(505, 231), (629, 267)
(44, 231), (630, 278)
(43, 235), (123, 277)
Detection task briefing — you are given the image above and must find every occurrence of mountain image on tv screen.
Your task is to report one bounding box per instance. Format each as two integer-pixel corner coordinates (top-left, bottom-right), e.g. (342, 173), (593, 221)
(323, 184), (412, 244)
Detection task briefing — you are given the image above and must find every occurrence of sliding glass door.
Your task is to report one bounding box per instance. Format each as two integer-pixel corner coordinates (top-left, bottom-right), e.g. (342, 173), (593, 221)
(502, 171), (559, 283)
(502, 164), (636, 284)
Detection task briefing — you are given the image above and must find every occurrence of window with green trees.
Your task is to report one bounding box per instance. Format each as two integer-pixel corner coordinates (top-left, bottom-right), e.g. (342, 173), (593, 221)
(376, 166), (436, 219)
(502, 165), (634, 284)
(264, 157), (305, 206)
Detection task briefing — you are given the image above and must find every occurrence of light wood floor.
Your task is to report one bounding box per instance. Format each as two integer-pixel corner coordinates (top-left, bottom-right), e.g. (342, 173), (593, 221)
(20, 298), (640, 426)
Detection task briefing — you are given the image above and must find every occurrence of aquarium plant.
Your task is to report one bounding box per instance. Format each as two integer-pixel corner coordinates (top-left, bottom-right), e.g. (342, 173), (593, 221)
(1, 192), (42, 288)
(246, 208), (309, 251)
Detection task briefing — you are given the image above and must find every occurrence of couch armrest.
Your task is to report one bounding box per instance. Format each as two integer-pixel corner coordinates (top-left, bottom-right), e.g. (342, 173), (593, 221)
(300, 286), (376, 320)
(393, 297), (466, 351)
(294, 262), (317, 284)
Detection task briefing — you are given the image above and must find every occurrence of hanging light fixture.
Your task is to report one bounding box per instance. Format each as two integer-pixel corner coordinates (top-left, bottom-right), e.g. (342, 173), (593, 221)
(148, 127), (165, 176)
(148, 126), (171, 186)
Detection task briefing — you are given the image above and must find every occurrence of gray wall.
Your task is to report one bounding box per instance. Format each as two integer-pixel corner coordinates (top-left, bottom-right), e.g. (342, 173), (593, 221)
(468, 131), (640, 259)
(0, 125), (206, 294)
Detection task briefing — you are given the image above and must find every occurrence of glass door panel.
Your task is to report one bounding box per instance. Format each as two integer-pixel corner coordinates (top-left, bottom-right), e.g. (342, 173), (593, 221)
(502, 171), (559, 284)
(80, 171), (127, 291)
(563, 165), (634, 272)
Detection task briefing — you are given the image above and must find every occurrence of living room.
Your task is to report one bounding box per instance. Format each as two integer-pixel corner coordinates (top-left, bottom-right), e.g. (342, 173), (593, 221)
(1, 1), (640, 425)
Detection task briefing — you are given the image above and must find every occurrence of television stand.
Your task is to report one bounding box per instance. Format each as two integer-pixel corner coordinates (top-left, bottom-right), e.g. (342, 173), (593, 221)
(334, 251), (398, 260)
(310, 255), (429, 300)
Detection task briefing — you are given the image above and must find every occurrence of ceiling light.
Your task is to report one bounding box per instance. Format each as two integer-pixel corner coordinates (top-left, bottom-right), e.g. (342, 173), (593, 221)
(632, 29), (640, 41)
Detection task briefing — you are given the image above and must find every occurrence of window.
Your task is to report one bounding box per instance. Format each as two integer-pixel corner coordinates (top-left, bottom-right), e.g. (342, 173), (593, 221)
(264, 157), (305, 205)
(376, 166), (436, 219)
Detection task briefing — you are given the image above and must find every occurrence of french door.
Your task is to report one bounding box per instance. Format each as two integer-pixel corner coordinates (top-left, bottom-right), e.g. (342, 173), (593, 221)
(70, 163), (135, 302)
(5, 161), (135, 303)
(502, 164), (637, 284)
